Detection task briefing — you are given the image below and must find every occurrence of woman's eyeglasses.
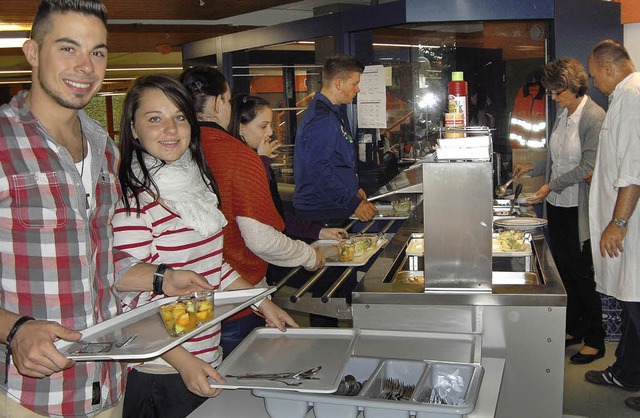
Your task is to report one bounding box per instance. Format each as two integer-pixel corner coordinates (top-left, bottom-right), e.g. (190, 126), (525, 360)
(546, 89), (566, 96)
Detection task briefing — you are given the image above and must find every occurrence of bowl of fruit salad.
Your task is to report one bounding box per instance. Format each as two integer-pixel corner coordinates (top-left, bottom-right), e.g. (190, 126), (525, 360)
(159, 291), (215, 337)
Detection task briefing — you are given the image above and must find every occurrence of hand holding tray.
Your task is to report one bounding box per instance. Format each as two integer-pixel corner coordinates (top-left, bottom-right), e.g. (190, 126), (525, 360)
(54, 287), (275, 361)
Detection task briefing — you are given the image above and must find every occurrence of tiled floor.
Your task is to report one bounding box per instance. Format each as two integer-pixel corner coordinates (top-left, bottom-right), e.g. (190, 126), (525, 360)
(563, 342), (640, 418)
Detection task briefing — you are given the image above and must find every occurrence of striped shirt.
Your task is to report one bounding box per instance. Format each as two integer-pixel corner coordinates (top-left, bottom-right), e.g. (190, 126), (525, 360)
(0, 91), (137, 416)
(112, 189), (239, 369)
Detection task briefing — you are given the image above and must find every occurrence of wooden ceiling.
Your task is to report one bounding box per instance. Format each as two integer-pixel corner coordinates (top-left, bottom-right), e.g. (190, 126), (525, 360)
(0, 0), (298, 57)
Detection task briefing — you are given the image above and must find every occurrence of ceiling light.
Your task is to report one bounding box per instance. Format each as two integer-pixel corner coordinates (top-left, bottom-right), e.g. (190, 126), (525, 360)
(0, 31), (29, 49)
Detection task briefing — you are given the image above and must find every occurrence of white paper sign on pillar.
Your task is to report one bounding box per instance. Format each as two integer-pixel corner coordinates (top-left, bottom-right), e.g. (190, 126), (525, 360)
(357, 65), (387, 129)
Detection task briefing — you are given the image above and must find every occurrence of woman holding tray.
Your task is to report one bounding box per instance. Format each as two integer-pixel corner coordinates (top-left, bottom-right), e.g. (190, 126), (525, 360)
(180, 67), (343, 356)
(112, 74), (297, 417)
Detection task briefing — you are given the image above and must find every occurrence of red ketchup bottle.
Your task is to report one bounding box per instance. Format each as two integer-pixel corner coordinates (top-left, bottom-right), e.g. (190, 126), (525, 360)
(448, 71), (468, 127)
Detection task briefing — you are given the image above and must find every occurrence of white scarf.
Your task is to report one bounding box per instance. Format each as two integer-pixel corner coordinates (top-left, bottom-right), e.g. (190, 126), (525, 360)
(132, 149), (227, 237)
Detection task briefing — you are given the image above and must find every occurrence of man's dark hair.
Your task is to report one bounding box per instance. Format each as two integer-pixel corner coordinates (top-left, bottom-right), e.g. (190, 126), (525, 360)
(31, 0), (108, 44)
(322, 55), (365, 87)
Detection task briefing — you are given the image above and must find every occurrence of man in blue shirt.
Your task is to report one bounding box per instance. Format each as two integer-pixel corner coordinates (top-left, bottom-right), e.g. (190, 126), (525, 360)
(293, 55), (377, 224)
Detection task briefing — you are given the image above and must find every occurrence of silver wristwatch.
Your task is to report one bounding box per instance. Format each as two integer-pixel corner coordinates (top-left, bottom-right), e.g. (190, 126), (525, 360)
(613, 217), (628, 228)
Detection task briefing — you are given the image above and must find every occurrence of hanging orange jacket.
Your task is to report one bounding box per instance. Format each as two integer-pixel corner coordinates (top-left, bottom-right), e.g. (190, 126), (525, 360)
(509, 82), (546, 149)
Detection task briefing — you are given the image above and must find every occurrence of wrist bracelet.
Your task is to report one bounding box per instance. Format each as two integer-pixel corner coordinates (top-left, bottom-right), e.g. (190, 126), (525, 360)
(5, 316), (35, 384)
(251, 295), (272, 311)
(153, 264), (171, 295)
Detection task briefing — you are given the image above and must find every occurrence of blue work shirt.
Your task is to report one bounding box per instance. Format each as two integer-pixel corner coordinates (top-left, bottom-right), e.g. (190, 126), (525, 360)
(293, 92), (361, 222)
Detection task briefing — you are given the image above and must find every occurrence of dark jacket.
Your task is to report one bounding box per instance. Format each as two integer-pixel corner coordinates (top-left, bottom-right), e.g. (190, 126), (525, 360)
(293, 92), (360, 221)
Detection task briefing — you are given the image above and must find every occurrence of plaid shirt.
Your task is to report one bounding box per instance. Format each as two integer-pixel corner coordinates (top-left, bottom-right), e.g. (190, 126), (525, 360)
(0, 91), (137, 416)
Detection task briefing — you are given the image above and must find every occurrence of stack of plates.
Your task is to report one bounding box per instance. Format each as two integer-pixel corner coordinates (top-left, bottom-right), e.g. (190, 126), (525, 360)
(494, 217), (548, 231)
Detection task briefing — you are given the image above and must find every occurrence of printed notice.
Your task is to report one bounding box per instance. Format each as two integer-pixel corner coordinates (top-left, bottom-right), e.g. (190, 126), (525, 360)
(357, 65), (387, 129)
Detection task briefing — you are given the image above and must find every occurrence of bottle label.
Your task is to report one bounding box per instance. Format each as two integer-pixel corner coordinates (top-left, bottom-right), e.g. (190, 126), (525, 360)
(448, 94), (466, 116)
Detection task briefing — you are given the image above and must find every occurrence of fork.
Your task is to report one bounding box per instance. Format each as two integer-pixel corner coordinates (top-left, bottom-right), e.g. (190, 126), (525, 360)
(115, 334), (138, 348)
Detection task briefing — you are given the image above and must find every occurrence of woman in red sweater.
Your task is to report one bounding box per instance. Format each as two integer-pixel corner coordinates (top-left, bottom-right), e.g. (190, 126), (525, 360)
(179, 67), (324, 356)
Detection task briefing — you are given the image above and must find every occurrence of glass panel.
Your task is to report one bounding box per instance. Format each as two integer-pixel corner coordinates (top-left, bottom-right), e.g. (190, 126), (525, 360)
(364, 21), (548, 173)
(229, 37), (330, 184)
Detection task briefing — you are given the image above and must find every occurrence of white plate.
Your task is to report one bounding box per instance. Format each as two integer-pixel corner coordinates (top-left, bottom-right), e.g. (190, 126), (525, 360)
(310, 238), (387, 266)
(213, 328), (359, 393)
(54, 287), (275, 361)
(494, 217), (548, 231)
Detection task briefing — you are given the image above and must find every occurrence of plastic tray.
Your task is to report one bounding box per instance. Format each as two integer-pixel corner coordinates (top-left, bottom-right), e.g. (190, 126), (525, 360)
(253, 357), (484, 418)
(54, 287), (275, 361)
(350, 204), (415, 220)
(310, 238), (387, 267)
(213, 328), (359, 393)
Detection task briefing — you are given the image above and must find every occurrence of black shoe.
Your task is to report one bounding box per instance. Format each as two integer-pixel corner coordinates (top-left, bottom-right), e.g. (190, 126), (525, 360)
(570, 348), (605, 364)
(565, 337), (582, 347)
(585, 368), (640, 391)
(625, 396), (640, 411)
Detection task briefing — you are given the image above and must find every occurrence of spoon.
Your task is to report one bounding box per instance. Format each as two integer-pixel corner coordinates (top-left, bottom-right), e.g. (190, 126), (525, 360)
(291, 366), (322, 379)
(495, 177), (514, 197)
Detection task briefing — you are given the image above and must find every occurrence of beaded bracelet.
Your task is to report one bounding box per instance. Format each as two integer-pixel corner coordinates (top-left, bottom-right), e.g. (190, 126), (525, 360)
(4, 316), (35, 384)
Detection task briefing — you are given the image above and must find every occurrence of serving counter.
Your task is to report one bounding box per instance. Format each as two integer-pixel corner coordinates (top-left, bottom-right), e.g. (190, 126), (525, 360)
(351, 204), (566, 418)
(190, 135), (566, 417)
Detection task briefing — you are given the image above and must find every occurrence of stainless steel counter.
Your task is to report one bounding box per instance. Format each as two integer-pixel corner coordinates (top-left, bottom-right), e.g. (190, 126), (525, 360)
(352, 201), (566, 307)
(350, 201), (567, 418)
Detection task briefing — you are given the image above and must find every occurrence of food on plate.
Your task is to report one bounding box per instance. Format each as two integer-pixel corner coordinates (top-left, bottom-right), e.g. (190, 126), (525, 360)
(495, 230), (527, 251)
(159, 291), (215, 336)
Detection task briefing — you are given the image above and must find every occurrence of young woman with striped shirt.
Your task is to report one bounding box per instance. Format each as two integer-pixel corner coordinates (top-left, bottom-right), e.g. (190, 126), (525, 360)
(112, 74), (297, 418)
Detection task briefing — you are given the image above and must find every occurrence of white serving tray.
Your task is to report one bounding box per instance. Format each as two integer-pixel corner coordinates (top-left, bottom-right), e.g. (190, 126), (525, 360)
(212, 328), (359, 393)
(310, 238), (387, 267)
(54, 287), (275, 361)
(349, 204), (414, 220)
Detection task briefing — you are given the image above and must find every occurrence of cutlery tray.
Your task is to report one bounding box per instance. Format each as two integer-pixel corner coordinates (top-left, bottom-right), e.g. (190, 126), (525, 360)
(253, 356), (483, 418)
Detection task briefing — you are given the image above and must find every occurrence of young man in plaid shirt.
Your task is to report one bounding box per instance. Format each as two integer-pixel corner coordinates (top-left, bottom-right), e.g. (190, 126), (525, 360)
(0, 1), (212, 416)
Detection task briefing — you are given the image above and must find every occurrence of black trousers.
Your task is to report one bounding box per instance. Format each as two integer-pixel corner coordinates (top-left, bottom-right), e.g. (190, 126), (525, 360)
(547, 203), (605, 349)
(123, 369), (206, 418)
(612, 301), (640, 386)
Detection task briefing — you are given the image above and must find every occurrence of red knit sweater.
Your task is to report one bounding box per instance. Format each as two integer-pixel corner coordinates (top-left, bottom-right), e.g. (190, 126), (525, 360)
(201, 125), (284, 319)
